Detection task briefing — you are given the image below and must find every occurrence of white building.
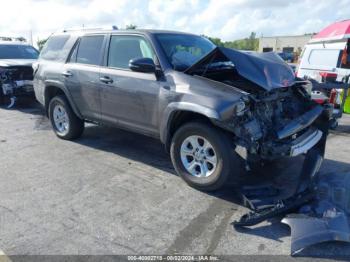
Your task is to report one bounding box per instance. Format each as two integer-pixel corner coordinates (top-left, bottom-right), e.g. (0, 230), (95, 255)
(258, 34), (314, 53)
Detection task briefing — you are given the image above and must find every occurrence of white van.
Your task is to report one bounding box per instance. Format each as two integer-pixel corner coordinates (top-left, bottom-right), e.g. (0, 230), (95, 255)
(297, 19), (350, 80)
(297, 20), (350, 116)
(297, 39), (350, 81)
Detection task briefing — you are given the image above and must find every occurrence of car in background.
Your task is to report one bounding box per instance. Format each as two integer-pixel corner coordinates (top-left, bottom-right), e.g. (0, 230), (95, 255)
(277, 52), (294, 63)
(0, 40), (39, 108)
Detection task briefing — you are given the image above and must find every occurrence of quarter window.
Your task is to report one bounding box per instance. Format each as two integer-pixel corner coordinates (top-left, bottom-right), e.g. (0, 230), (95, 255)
(40, 35), (70, 61)
(76, 35), (104, 66)
(108, 35), (155, 69)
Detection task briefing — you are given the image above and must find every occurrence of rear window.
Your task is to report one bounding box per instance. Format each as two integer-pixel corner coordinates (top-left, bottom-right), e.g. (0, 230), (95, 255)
(76, 35), (104, 66)
(40, 35), (70, 61)
(308, 49), (342, 67)
(0, 45), (38, 59)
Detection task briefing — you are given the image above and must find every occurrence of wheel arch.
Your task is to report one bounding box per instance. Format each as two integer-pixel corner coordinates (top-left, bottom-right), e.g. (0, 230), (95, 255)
(161, 103), (222, 152)
(44, 81), (82, 119)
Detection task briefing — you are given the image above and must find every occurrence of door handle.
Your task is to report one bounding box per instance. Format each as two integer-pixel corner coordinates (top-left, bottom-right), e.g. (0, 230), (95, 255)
(100, 76), (113, 84)
(62, 71), (73, 77)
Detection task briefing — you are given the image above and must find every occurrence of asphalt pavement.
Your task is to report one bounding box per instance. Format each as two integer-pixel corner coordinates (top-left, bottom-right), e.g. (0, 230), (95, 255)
(0, 98), (350, 259)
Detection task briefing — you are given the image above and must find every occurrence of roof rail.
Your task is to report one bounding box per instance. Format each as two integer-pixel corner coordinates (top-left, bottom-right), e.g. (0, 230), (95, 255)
(63, 25), (118, 33)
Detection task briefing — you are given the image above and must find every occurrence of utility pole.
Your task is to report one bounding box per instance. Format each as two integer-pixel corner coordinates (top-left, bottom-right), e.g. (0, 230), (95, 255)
(29, 30), (33, 45)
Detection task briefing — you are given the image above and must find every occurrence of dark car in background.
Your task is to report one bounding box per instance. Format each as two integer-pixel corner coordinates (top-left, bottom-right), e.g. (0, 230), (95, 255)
(0, 41), (39, 107)
(33, 29), (329, 191)
(277, 51), (294, 62)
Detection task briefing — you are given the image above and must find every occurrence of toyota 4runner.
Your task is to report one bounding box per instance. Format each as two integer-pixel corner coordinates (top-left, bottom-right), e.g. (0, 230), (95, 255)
(33, 29), (331, 191)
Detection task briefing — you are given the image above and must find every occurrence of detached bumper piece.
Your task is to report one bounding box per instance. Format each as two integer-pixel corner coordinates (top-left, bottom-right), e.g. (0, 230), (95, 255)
(233, 133), (341, 256)
(233, 189), (315, 227)
(283, 207), (350, 256)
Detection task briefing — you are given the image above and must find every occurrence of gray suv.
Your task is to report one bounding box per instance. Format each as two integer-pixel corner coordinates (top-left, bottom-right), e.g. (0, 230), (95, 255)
(33, 29), (328, 191)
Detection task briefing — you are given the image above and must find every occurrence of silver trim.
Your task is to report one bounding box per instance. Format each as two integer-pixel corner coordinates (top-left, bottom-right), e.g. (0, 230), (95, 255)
(290, 129), (323, 157)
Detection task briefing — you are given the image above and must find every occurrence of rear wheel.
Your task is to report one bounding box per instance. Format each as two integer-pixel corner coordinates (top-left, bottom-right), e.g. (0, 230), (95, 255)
(48, 95), (84, 140)
(170, 121), (239, 191)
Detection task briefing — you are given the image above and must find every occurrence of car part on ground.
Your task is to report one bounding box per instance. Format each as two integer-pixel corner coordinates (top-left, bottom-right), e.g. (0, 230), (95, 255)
(283, 203), (350, 256)
(232, 119), (350, 256)
(282, 170), (350, 255)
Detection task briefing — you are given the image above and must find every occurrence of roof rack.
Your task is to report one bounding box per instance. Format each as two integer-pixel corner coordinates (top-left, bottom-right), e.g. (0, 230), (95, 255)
(62, 25), (118, 33)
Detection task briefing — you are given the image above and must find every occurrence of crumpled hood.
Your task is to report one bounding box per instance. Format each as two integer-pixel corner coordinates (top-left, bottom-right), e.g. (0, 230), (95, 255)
(0, 59), (36, 67)
(185, 47), (296, 91)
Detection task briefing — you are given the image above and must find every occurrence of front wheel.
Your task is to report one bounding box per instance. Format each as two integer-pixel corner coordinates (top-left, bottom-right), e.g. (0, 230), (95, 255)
(48, 95), (84, 140)
(170, 122), (239, 191)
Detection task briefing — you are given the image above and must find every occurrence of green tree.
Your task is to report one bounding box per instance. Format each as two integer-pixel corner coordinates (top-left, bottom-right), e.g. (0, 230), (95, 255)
(37, 38), (48, 51)
(204, 32), (258, 51)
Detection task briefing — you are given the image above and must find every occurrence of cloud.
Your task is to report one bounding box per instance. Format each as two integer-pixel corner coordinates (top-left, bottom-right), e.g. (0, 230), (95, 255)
(0, 0), (348, 47)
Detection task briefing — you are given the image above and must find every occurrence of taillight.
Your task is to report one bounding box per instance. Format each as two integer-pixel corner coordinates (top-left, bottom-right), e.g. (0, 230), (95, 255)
(319, 72), (338, 82)
(319, 72), (338, 78)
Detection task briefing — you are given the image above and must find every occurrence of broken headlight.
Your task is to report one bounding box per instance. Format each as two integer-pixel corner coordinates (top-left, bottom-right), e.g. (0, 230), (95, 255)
(235, 100), (246, 116)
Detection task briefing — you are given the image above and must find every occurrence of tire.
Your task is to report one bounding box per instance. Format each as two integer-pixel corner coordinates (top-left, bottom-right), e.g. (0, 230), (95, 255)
(170, 121), (239, 191)
(0, 92), (4, 106)
(48, 95), (84, 140)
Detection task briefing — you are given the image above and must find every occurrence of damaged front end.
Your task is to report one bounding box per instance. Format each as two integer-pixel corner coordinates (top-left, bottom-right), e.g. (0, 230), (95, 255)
(0, 65), (34, 108)
(185, 47), (331, 163)
(186, 47), (350, 255)
(227, 85), (326, 162)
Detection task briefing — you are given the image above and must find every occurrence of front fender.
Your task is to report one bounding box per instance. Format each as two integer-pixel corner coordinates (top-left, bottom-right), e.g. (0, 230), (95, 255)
(159, 102), (220, 145)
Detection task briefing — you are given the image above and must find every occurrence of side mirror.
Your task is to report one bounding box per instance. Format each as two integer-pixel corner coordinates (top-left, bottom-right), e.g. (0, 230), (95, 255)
(129, 57), (156, 73)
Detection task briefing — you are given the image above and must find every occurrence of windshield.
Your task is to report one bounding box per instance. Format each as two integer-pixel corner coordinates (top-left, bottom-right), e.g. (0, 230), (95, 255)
(0, 44), (39, 59)
(155, 33), (216, 71)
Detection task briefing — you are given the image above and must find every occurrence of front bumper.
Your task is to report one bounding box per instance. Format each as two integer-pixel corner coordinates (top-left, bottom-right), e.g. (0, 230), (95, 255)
(261, 127), (323, 159)
(290, 129), (323, 157)
(1, 80), (34, 96)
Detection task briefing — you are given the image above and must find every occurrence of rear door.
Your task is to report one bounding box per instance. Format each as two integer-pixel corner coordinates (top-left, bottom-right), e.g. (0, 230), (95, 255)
(63, 34), (106, 121)
(99, 34), (161, 136)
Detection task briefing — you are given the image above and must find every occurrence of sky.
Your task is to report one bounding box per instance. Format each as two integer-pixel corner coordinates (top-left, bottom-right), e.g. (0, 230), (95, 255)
(0, 0), (349, 46)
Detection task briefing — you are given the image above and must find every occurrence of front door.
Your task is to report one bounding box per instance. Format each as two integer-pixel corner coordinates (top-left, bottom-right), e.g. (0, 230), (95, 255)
(99, 35), (160, 136)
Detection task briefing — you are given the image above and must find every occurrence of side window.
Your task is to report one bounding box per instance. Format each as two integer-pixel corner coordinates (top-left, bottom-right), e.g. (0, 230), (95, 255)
(108, 35), (155, 69)
(308, 49), (341, 67)
(40, 35), (70, 61)
(76, 35), (104, 66)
